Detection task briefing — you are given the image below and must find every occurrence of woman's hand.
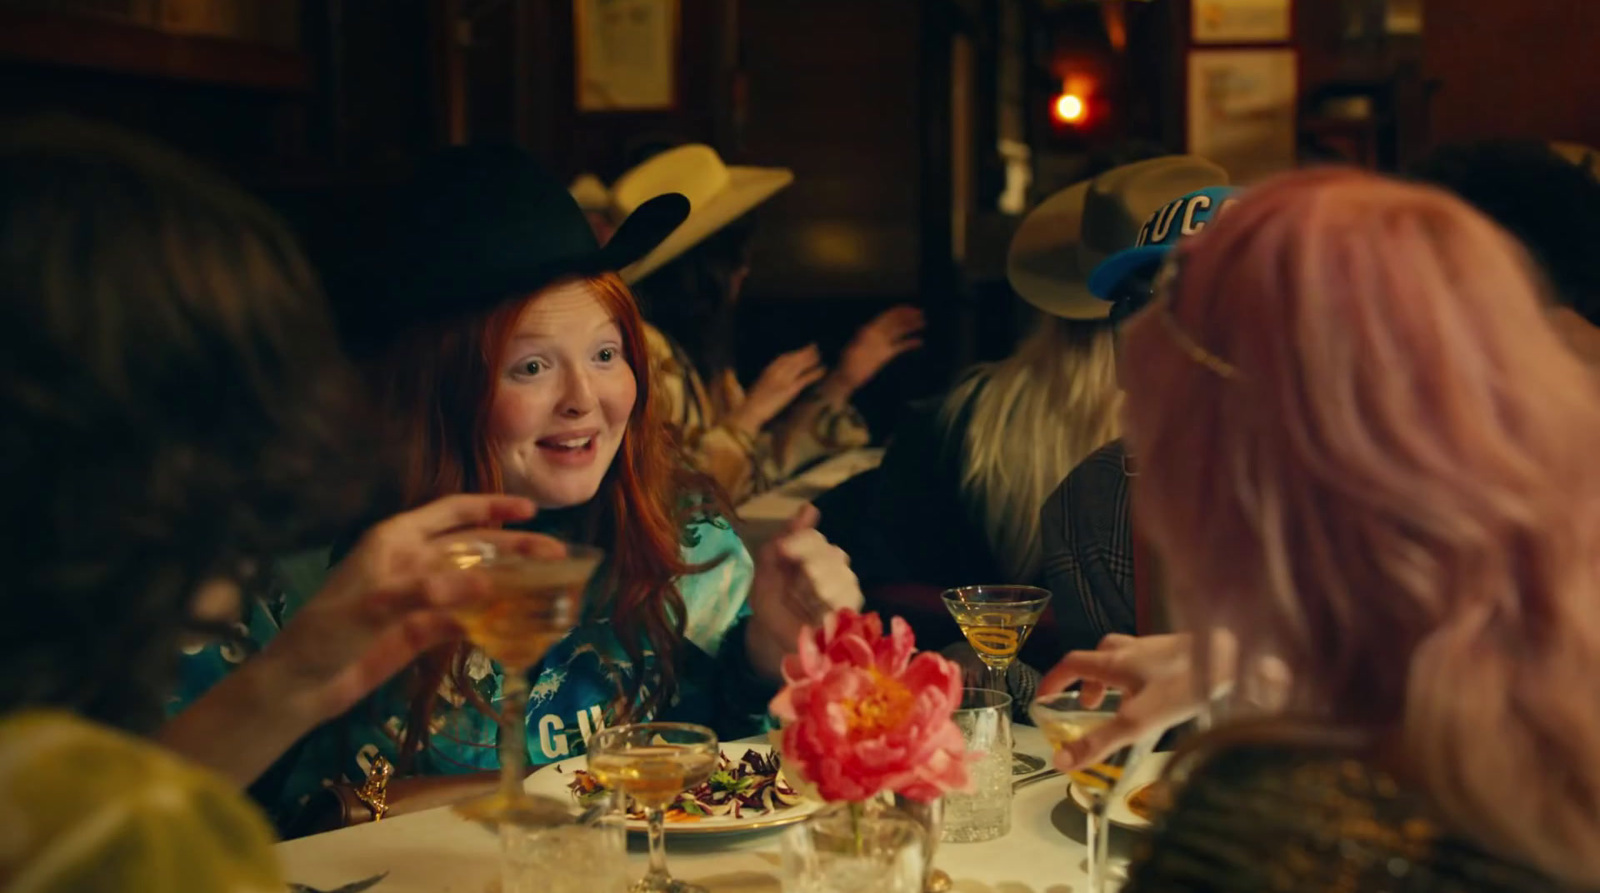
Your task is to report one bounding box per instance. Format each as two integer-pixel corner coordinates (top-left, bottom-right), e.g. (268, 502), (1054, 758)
(1038, 631), (1293, 771)
(259, 494), (567, 724)
(730, 345), (827, 435)
(160, 494), (565, 786)
(819, 306), (925, 405)
(1037, 632), (1231, 772)
(743, 504), (863, 681)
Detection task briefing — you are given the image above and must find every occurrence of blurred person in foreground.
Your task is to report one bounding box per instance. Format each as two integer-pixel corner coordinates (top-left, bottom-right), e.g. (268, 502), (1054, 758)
(1052, 142), (1600, 769)
(0, 118), (557, 890)
(1068, 168), (1600, 892)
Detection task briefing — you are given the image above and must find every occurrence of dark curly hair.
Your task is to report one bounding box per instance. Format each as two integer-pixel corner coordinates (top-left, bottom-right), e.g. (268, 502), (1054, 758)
(616, 136), (755, 385)
(1410, 140), (1600, 325)
(631, 217), (755, 384)
(0, 117), (377, 733)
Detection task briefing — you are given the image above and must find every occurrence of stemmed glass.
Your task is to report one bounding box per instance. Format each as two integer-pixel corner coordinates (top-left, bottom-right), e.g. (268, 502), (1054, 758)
(588, 723), (720, 893)
(941, 585), (1051, 693)
(1030, 690), (1158, 893)
(440, 539), (604, 827)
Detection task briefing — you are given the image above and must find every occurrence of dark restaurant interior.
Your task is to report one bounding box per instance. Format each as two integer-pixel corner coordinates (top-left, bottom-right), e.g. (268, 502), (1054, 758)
(9, 0), (1595, 424)
(5, 2), (1600, 891)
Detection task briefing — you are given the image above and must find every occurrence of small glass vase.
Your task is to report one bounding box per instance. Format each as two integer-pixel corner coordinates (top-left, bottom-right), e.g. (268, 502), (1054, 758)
(780, 801), (928, 893)
(888, 794), (947, 892)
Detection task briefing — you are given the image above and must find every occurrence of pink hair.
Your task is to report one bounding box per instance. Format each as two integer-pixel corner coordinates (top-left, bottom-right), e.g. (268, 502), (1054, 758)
(1122, 166), (1600, 883)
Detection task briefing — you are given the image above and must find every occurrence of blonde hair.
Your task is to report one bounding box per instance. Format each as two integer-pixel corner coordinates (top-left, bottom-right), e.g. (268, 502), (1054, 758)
(1122, 167), (1600, 885)
(942, 315), (1121, 582)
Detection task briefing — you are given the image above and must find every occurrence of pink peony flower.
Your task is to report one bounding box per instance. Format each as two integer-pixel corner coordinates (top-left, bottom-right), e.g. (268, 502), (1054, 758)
(769, 609), (971, 803)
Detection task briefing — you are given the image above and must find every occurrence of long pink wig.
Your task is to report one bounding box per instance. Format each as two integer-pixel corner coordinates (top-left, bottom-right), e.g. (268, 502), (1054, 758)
(1121, 166), (1600, 884)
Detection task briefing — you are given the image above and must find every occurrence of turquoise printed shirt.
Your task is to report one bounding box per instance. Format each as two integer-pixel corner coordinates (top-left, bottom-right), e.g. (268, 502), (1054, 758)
(168, 516), (773, 823)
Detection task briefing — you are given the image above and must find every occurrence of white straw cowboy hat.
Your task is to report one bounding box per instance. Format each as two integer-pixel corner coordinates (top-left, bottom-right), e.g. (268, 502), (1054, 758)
(610, 144), (794, 283)
(1551, 141), (1600, 178)
(568, 173), (610, 212)
(1007, 155), (1228, 319)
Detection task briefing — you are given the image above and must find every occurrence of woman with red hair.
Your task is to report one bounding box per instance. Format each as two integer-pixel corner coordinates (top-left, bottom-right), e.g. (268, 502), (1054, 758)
(368, 266), (843, 772)
(1057, 168), (1600, 891)
(203, 146), (864, 818)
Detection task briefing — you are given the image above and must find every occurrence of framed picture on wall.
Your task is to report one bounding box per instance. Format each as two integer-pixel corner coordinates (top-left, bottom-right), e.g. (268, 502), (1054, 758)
(575, 0), (679, 112)
(1187, 48), (1298, 184)
(1191, 0), (1293, 44)
(1385, 0), (1423, 35)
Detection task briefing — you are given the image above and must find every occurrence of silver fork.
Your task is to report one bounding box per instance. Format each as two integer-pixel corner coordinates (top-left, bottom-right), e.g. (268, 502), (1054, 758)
(1013, 768), (1064, 791)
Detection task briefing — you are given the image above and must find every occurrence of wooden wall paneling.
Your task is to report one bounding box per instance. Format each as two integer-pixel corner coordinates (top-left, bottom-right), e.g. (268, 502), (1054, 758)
(0, 6), (311, 89)
(738, 0), (925, 300)
(709, 0), (740, 153)
(300, 0), (348, 171)
(935, 0), (974, 372)
(515, 0), (563, 164)
(331, 0), (434, 173)
(464, 0), (519, 145)
(725, 0), (954, 425)
(1130, 0), (1184, 151)
(0, 8), (328, 191)
(432, 0), (466, 144)
(1422, 0), (1600, 148)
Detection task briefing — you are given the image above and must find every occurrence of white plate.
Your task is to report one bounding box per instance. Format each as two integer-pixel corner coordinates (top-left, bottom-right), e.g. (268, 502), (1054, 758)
(1066, 751), (1172, 830)
(524, 742), (821, 836)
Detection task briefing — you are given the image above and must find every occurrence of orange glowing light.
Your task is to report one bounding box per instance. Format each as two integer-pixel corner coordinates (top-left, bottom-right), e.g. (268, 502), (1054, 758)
(1053, 93), (1086, 124)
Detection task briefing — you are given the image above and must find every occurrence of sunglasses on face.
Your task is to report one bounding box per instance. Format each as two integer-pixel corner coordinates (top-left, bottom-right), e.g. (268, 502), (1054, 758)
(1108, 268), (1159, 328)
(1111, 250), (1244, 381)
(1108, 249), (1186, 328)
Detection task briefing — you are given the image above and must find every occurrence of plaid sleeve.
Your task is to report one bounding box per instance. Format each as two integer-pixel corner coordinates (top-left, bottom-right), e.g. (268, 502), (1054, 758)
(1039, 440), (1136, 653)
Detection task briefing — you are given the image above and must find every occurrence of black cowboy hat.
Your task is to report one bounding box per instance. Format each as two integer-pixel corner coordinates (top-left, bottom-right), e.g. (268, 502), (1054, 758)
(329, 144), (688, 355)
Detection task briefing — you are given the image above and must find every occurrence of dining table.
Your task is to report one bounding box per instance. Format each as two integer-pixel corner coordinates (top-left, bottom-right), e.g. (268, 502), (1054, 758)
(275, 724), (1142, 893)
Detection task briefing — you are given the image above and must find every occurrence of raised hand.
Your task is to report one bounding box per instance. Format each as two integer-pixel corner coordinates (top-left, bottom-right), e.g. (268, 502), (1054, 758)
(1038, 630), (1294, 772)
(822, 305), (926, 402)
(743, 504), (863, 680)
(160, 494), (565, 786)
(263, 494), (567, 724)
(1036, 633), (1223, 772)
(731, 344), (827, 435)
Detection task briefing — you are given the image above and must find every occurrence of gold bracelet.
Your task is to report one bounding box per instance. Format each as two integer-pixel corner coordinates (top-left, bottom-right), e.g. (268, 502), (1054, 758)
(353, 755), (394, 822)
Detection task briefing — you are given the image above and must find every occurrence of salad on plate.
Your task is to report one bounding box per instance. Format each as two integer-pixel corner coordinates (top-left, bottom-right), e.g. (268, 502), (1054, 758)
(564, 747), (803, 823)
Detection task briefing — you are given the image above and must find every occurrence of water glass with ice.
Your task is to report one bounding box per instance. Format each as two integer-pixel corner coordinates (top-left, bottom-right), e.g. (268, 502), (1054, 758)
(941, 688), (1013, 843)
(500, 815), (628, 893)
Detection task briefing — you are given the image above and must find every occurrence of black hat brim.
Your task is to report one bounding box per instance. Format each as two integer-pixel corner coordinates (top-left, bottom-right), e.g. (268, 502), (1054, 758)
(336, 192), (690, 357)
(460, 191), (691, 299)
(595, 192), (690, 273)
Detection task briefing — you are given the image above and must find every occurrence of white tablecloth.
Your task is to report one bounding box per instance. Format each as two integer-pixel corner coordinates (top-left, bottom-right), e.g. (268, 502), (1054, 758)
(734, 448), (885, 551)
(275, 726), (1142, 893)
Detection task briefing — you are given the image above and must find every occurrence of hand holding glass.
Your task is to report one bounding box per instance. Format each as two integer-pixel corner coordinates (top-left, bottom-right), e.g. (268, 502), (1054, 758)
(441, 539), (604, 827)
(1030, 690), (1156, 893)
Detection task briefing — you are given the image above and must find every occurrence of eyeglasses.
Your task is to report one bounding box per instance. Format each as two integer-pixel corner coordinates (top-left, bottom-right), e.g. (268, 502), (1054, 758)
(1107, 269), (1158, 328)
(1111, 250), (1243, 382)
